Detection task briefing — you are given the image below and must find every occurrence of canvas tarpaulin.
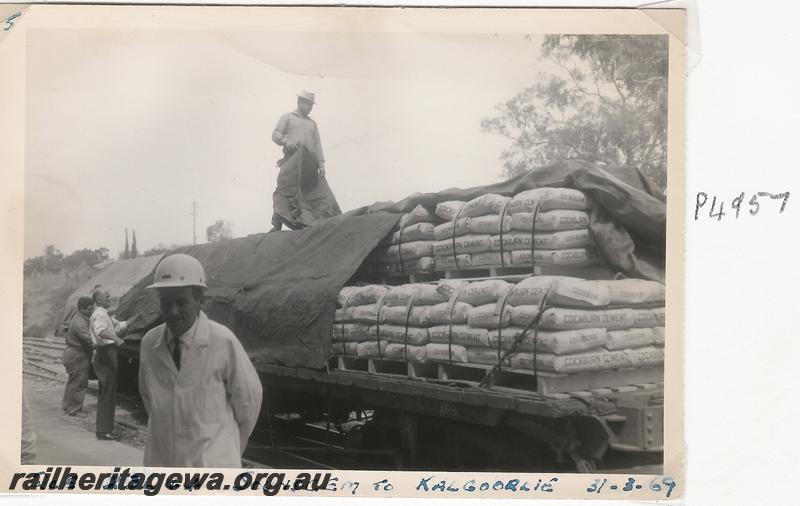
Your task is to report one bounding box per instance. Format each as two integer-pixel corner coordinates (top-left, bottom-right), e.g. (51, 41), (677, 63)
(272, 146), (342, 230)
(59, 254), (164, 332)
(117, 213), (401, 369)
(351, 160), (666, 283)
(117, 160), (665, 369)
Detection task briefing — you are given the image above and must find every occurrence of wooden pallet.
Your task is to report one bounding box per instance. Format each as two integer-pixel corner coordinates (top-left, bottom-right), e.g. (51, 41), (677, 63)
(331, 355), (663, 396)
(380, 271), (439, 285)
(331, 356), (438, 378)
(442, 264), (617, 280)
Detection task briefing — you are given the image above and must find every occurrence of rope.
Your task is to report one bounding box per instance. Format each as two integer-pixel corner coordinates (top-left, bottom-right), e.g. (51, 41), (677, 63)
(497, 199), (512, 268)
(478, 280), (556, 388)
(445, 283), (468, 366)
(449, 207), (464, 271)
(529, 199), (543, 274)
(397, 222), (405, 273)
(374, 292), (387, 359)
(402, 287), (421, 363)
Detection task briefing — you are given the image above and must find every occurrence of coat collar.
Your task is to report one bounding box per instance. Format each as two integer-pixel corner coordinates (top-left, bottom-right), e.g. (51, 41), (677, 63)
(161, 311), (210, 349)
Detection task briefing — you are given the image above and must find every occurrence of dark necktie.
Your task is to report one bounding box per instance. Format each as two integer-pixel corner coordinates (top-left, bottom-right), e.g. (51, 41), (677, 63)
(172, 338), (182, 370)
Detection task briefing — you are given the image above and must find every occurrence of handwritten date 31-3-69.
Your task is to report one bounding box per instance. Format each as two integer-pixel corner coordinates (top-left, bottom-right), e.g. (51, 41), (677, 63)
(695, 191), (789, 221)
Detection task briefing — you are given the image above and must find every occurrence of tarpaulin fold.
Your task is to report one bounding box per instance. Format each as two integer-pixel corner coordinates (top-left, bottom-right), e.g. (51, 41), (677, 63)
(272, 146), (342, 230)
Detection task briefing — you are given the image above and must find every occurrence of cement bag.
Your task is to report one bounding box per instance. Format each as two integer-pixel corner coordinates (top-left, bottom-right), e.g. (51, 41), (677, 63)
(600, 279), (666, 305)
(383, 284), (447, 307)
(400, 204), (437, 227)
(606, 328), (655, 350)
(471, 251), (512, 267)
(510, 247), (604, 267)
(428, 325), (491, 347)
(349, 304), (383, 324)
(510, 210), (590, 232)
(381, 305), (431, 327)
(435, 201), (466, 221)
(653, 307), (666, 326)
(334, 308), (349, 323)
(540, 308), (635, 331)
(467, 347), (510, 367)
(549, 278), (611, 308)
(458, 279), (513, 305)
(337, 286), (361, 308)
(468, 215), (512, 235)
(369, 324), (429, 346)
(490, 230), (593, 251)
(467, 303), (513, 329)
(384, 343), (427, 363)
(508, 188), (592, 214)
(428, 302), (473, 325)
(631, 309), (661, 328)
(461, 194), (511, 218)
(433, 234), (493, 256)
(348, 285), (389, 306)
(507, 276), (561, 306)
(654, 327), (665, 346)
(626, 346), (665, 367)
(433, 218), (471, 241)
(435, 279), (470, 300)
(333, 323), (372, 342)
(378, 241), (435, 262)
(434, 254), (473, 270)
(509, 305), (541, 327)
(356, 340), (391, 358)
(332, 342), (359, 356)
(426, 343), (468, 363)
(511, 349), (631, 373)
(390, 222), (436, 244)
(489, 327), (607, 355)
(398, 257), (436, 273)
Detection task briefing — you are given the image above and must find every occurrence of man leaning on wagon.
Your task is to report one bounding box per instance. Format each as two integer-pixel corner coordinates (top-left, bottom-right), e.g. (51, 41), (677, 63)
(61, 296), (94, 416)
(89, 289), (138, 440)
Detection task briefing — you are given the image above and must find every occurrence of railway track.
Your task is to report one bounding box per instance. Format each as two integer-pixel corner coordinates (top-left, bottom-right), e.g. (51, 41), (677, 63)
(23, 336), (363, 470)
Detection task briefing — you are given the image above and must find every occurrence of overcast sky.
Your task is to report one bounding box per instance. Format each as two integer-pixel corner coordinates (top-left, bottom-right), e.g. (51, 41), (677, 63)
(24, 29), (550, 259)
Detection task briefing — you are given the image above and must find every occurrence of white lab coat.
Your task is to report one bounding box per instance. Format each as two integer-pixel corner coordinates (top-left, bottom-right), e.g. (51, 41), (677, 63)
(138, 311), (263, 467)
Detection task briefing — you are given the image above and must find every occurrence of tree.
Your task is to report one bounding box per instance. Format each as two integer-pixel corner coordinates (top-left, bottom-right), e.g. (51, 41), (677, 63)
(123, 228), (130, 260)
(131, 230), (138, 258)
(481, 34), (668, 192)
(206, 220), (233, 243)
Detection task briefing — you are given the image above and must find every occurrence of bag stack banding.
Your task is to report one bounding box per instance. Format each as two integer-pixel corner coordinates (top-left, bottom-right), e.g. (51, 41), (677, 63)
(332, 275), (665, 393)
(375, 204), (442, 274)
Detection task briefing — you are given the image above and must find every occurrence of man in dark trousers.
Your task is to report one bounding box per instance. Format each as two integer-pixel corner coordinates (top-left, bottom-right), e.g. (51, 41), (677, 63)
(61, 296), (94, 416)
(269, 91), (340, 231)
(89, 289), (138, 440)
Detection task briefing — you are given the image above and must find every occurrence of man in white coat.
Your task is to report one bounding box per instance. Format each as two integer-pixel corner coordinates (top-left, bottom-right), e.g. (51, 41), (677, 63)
(138, 253), (263, 467)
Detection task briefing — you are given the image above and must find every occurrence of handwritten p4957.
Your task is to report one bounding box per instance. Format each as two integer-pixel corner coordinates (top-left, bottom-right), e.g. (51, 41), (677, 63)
(695, 191), (789, 221)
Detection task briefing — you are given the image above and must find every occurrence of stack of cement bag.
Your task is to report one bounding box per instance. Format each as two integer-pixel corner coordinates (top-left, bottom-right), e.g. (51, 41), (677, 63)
(433, 189), (602, 270)
(374, 205), (439, 274)
(333, 277), (665, 382)
(486, 277), (666, 375)
(333, 281), (469, 360)
(371, 187), (607, 275)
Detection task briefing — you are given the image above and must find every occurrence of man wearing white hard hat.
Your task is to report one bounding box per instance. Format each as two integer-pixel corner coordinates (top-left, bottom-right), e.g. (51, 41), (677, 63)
(269, 91), (340, 231)
(138, 253), (263, 467)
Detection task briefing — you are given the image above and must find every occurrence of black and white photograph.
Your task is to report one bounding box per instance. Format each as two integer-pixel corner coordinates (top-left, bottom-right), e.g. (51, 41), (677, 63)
(5, 5), (684, 499)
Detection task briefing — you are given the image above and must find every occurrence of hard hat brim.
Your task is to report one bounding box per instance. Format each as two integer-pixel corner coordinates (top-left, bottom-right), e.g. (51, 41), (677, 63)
(146, 280), (208, 289)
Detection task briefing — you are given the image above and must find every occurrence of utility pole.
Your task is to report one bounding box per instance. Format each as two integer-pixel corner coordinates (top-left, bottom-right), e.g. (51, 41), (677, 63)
(191, 201), (198, 245)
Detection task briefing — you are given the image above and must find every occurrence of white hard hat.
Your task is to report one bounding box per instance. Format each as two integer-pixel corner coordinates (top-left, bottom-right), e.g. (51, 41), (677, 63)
(147, 253), (207, 289)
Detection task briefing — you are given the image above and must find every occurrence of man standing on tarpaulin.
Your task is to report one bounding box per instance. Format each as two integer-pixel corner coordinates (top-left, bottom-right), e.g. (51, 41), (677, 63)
(270, 91), (341, 232)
